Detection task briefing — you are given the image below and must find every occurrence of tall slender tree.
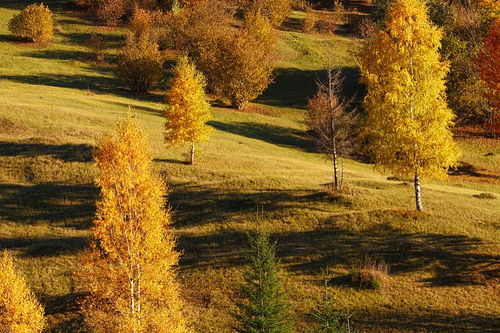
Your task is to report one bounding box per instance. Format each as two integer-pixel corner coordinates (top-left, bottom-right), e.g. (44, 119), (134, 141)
(78, 113), (188, 333)
(236, 230), (293, 333)
(165, 56), (212, 164)
(360, 0), (460, 211)
(306, 68), (357, 191)
(477, 19), (500, 136)
(0, 252), (45, 333)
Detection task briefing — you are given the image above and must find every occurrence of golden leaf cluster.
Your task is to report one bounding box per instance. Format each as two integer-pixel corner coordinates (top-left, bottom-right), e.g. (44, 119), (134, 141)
(0, 252), (45, 333)
(165, 56), (212, 147)
(78, 114), (189, 333)
(360, 0), (460, 179)
(8, 3), (53, 43)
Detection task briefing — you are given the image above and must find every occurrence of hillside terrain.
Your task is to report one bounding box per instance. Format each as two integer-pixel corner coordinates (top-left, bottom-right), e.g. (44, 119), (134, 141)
(0, 0), (499, 332)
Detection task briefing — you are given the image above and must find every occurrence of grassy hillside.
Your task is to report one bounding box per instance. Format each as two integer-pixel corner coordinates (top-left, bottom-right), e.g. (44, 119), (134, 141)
(0, 1), (499, 332)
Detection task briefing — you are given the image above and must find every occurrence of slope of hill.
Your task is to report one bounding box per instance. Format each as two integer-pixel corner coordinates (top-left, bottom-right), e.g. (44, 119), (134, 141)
(0, 1), (499, 332)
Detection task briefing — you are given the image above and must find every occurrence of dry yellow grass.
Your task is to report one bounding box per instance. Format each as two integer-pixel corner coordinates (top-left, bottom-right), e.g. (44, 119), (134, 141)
(0, 2), (499, 332)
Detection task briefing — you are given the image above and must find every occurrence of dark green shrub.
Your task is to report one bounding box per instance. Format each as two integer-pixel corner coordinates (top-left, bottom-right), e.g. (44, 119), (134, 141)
(235, 230), (293, 333)
(312, 292), (358, 333)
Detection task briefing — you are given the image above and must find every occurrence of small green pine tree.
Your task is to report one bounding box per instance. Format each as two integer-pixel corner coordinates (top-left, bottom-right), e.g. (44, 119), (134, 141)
(312, 287), (357, 333)
(236, 231), (293, 333)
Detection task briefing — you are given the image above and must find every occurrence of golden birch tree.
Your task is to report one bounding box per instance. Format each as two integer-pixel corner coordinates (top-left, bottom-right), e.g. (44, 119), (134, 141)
(78, 113), (188, 333)
(360, 0), (460, 211)
(0, 252), (45, 333)
(165, 56), (211, 165)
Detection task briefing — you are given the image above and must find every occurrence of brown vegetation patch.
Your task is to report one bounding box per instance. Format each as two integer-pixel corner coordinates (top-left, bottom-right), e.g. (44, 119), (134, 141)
(350, 256), (390, 289)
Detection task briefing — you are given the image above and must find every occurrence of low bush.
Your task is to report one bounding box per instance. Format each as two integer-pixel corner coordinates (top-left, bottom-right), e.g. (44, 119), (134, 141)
(115, 35), (164, 93)
(315, 17), (338, 34)
(302, 7), (318, 32)
(129, 8), (171, 48)
(95, 0), (127, 26)
(239, 0), (292, 26)
(292, 0), (308, 11)
(352, 16), (376, 38)
(87, 33), (106, 63)
(8, 3), (54, 43)
(332, 0), (346, 13)
(350, 257), (389, 289)
(73, 0), (93, 8)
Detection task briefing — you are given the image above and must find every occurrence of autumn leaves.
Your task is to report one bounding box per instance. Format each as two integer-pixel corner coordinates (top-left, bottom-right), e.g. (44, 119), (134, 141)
(360, 0), (460, 211)
(78, 115), (188, 332)
(165, 57), (212, 165)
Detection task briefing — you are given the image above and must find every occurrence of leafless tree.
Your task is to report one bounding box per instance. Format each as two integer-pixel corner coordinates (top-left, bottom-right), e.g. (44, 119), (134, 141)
(306, 68), (358, 191)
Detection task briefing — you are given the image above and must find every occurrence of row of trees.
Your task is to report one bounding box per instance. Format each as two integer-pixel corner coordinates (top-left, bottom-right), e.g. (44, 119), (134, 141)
(306, 0), (465, 212)
(0, 114), (354, 332)
(113, 0), (280, 109)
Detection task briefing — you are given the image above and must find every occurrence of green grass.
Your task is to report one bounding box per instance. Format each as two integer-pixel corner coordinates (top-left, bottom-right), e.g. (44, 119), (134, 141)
(1, 1), (499, 332)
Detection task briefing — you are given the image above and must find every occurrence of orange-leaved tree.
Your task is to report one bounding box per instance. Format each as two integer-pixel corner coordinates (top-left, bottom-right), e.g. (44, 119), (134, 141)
(77, 113), (188, 333)
(165, 56), (211, 165)
(478, 19), (500, 136)
(0, 252), (45, 333)
(360, 0), (460, 211)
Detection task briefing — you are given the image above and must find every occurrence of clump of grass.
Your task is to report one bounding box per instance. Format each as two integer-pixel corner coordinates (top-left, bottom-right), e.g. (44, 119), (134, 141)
(473, 192), (496, 199)
(350, 257), (389, 290)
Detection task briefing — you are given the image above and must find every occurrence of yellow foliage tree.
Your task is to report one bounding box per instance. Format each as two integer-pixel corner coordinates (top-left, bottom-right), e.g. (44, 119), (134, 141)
(214, 30), (276, 109)
(360, 0), (460, 211)
(8, 3), (53, 43)
(165, 56), (212, 164)
(243, 8), (276, 46)
(0, 252), (45, 333)
(78, 113), (189, 333)
(239, 0), (291, 26)
(478, 0), (499, 18)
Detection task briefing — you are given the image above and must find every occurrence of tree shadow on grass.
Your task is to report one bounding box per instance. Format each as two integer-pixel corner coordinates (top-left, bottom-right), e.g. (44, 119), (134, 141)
(39, 293), (90, 333)
(0, 34), (20, 43)
(0, 73), (118, 93)
(22, 49), (94, 61)
(0, 0), (72, 11)
(255, 66), (363, 109)
(175, 192), (499, 288)
(449, 162), (500, 180)
(0, 183), (97, 229)
(0, 73), (164, 102)
(59, 31), (125, 49)
(256, 68), (319, 109)
(355, 308), (500, 332)
(0, 236), (88, 258)
(208, 121), (316, 152)
(0, 141), (94, 162)
(169, 183), (353, 229)
(275, 226), (499, 287)
(108, 100), (164, 117)
(154, 158), (189, 165)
